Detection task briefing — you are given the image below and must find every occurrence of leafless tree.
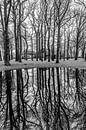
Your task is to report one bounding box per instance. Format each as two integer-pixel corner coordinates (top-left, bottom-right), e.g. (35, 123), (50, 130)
(0, 0), (12, 65)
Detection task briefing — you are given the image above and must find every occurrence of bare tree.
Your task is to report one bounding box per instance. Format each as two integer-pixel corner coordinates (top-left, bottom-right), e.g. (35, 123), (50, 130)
(54, 0), (70, 63)
(0, 0), (12, 65)
(72, 9), (86, 60)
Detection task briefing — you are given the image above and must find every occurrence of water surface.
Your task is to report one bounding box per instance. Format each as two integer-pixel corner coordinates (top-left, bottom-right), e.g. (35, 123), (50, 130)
(0, 67), (86, 130)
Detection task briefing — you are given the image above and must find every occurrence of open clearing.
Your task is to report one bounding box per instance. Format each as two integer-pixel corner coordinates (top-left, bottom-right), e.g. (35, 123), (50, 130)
(0, 58), (85, 71)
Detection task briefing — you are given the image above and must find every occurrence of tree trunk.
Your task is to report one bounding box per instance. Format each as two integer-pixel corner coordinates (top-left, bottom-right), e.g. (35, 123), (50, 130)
(67, 33), (70, 60)
(52, 5), (56, 61)
(82, 44), (85, 59)
(44, 23), (46, 61)
(19, 0), (22, 62)
(56, 23), (60, 63)
(31, 36), (33, 61)
(40, 24), (43, 61)
(75, 42), (78, 60)
(75, 31), (79, 60)
(12, 1), (19, 61)
(3, 30), (10, 65)
(47, 27), (51, 62)
(64, 28), (66, 61)
(36, 33), (39, 61)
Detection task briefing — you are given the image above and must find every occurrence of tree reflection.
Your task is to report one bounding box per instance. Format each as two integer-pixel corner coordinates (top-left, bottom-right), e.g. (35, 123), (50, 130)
(1, 68), (86, 129)
(0, 72), (2, 102)
(0, 69), (31, 130)
(16, 69), (26, 130)
(74, 69), (86, 129)
(35, 68), (70, 130)
(3, 71), (14, 130)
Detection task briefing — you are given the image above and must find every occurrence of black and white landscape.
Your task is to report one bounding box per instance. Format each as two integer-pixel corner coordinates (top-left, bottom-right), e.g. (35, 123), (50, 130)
(0, 0), (86, 130)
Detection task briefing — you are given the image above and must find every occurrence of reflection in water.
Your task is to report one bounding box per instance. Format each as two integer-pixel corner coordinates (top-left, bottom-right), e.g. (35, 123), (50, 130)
(0, 68), (86, 129)
(0, 72), (2, 102)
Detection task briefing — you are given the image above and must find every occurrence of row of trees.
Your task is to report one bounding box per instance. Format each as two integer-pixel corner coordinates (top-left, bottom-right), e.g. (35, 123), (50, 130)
(0, 0), (86, 65)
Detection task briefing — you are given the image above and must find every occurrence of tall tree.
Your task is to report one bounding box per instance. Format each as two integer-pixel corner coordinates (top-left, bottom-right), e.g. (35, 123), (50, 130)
(0, 0), (12, 65)
(54, 0), (70, 63)
(12, 0), (19, 61)
(73, 9), (86, 60)
(75, 0), (86, 61)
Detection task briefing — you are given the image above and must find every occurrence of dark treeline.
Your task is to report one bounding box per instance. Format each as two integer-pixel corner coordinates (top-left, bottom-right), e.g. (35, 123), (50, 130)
(0, 0), (86, 65)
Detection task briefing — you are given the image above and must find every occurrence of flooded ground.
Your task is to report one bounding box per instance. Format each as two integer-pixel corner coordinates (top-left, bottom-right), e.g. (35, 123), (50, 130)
(0, 67), (86, 130)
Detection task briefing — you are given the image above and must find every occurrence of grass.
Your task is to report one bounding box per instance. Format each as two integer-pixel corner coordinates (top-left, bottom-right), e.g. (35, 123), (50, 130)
(0, 58), (85, 71)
